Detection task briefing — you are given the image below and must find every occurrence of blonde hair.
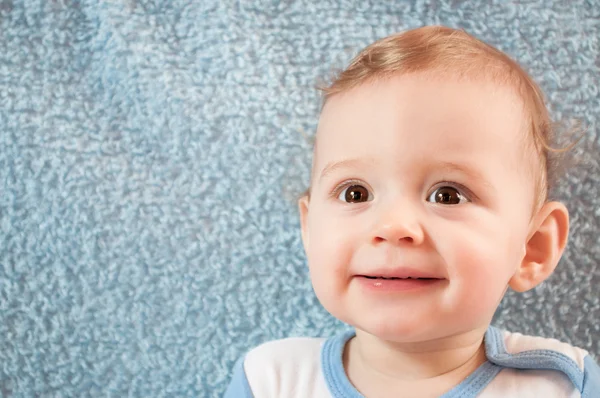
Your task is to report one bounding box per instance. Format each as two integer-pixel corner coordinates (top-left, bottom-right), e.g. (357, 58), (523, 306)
(313, 26), (579, 211)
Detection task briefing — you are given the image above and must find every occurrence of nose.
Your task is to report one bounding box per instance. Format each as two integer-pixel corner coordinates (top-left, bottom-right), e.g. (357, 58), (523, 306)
(371, 199), (425, 246)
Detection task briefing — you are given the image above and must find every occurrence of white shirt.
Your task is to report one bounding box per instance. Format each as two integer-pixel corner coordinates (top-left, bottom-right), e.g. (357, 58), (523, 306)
(224, 326), (600, 397)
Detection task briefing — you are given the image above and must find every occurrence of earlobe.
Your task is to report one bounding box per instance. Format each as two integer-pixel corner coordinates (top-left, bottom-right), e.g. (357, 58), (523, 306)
(509, 201), (570, 293)
(298, 195), (310, 252)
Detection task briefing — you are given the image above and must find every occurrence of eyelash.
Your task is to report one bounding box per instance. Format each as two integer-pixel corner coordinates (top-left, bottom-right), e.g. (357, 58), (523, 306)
(330, 179), (475, 202)
(330, 179), (367, 199)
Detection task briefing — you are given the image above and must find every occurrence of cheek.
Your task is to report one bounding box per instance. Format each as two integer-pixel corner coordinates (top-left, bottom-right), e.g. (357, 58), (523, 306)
(306, 207), (357, 268)
(439, 214), (526, 312)
(306, 236), (351, 321)
(307, 229), (352, 285)
(305, 208), (357, 304)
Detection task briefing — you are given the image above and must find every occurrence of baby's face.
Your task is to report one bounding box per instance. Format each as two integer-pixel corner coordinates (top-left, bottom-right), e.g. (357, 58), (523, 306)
(299, 73), (538, 342)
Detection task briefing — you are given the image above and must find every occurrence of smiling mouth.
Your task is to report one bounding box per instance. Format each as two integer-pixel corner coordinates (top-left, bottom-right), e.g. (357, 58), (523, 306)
(356, 274), (445, 292)
(360, 276), (442, 280)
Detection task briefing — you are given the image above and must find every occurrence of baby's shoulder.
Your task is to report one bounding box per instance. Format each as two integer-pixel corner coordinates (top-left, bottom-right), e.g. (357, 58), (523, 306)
(240, 336), (330, 397)
(245, 335), (326, 366)
(498, 328), (590, 363)
(485, 327), (600, 396)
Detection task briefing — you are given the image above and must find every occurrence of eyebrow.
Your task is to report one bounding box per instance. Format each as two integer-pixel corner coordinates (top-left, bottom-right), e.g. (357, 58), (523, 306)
(318, 158), (494, 190)
(436, 161), (494, 190)
(318, 158), (375, 182)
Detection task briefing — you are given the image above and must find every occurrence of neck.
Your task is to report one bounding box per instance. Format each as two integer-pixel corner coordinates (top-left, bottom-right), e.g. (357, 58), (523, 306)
(344, 327), (488, 395)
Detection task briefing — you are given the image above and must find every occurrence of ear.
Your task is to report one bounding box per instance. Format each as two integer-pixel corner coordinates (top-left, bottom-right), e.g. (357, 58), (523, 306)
(509, 201), (569, 292)
(298, 195), (310, 252)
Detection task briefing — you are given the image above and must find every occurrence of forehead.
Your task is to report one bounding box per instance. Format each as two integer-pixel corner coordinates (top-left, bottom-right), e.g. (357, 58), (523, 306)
(314, 73), (530, 176)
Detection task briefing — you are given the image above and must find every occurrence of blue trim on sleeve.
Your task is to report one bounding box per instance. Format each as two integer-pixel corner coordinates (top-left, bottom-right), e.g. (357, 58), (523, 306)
(224, 357), (254, 398)
(582, 355), (600, 398)
(484, 326), (584, 391)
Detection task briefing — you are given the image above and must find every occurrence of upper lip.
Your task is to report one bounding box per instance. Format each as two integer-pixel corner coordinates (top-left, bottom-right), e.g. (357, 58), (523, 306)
(356, 267), (445, 279)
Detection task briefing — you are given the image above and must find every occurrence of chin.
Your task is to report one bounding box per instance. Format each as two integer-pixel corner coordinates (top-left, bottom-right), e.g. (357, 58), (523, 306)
(358, 321), (438, 343)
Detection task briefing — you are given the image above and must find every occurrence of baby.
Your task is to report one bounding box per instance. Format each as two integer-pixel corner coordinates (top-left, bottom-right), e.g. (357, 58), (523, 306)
(225, 26), (600, 397)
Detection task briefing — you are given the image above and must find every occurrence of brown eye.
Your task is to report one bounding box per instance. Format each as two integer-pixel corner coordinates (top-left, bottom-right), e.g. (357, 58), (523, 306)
(339, 184), (371, 203)
(428, 186), (465, 205)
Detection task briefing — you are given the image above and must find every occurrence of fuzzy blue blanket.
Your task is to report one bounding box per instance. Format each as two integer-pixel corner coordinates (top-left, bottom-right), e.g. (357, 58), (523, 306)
(0, 1), (598, 396)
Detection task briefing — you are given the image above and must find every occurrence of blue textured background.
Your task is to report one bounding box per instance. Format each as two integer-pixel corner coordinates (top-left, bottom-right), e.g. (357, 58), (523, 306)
(0, 1), (598, 396)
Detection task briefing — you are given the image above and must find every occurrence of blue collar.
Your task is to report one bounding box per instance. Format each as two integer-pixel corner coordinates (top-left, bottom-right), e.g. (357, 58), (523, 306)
(320, 326), (583, 397)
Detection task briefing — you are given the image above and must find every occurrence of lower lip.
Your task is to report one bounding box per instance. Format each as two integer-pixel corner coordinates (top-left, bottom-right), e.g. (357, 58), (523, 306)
(355, 276), (445, 292)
